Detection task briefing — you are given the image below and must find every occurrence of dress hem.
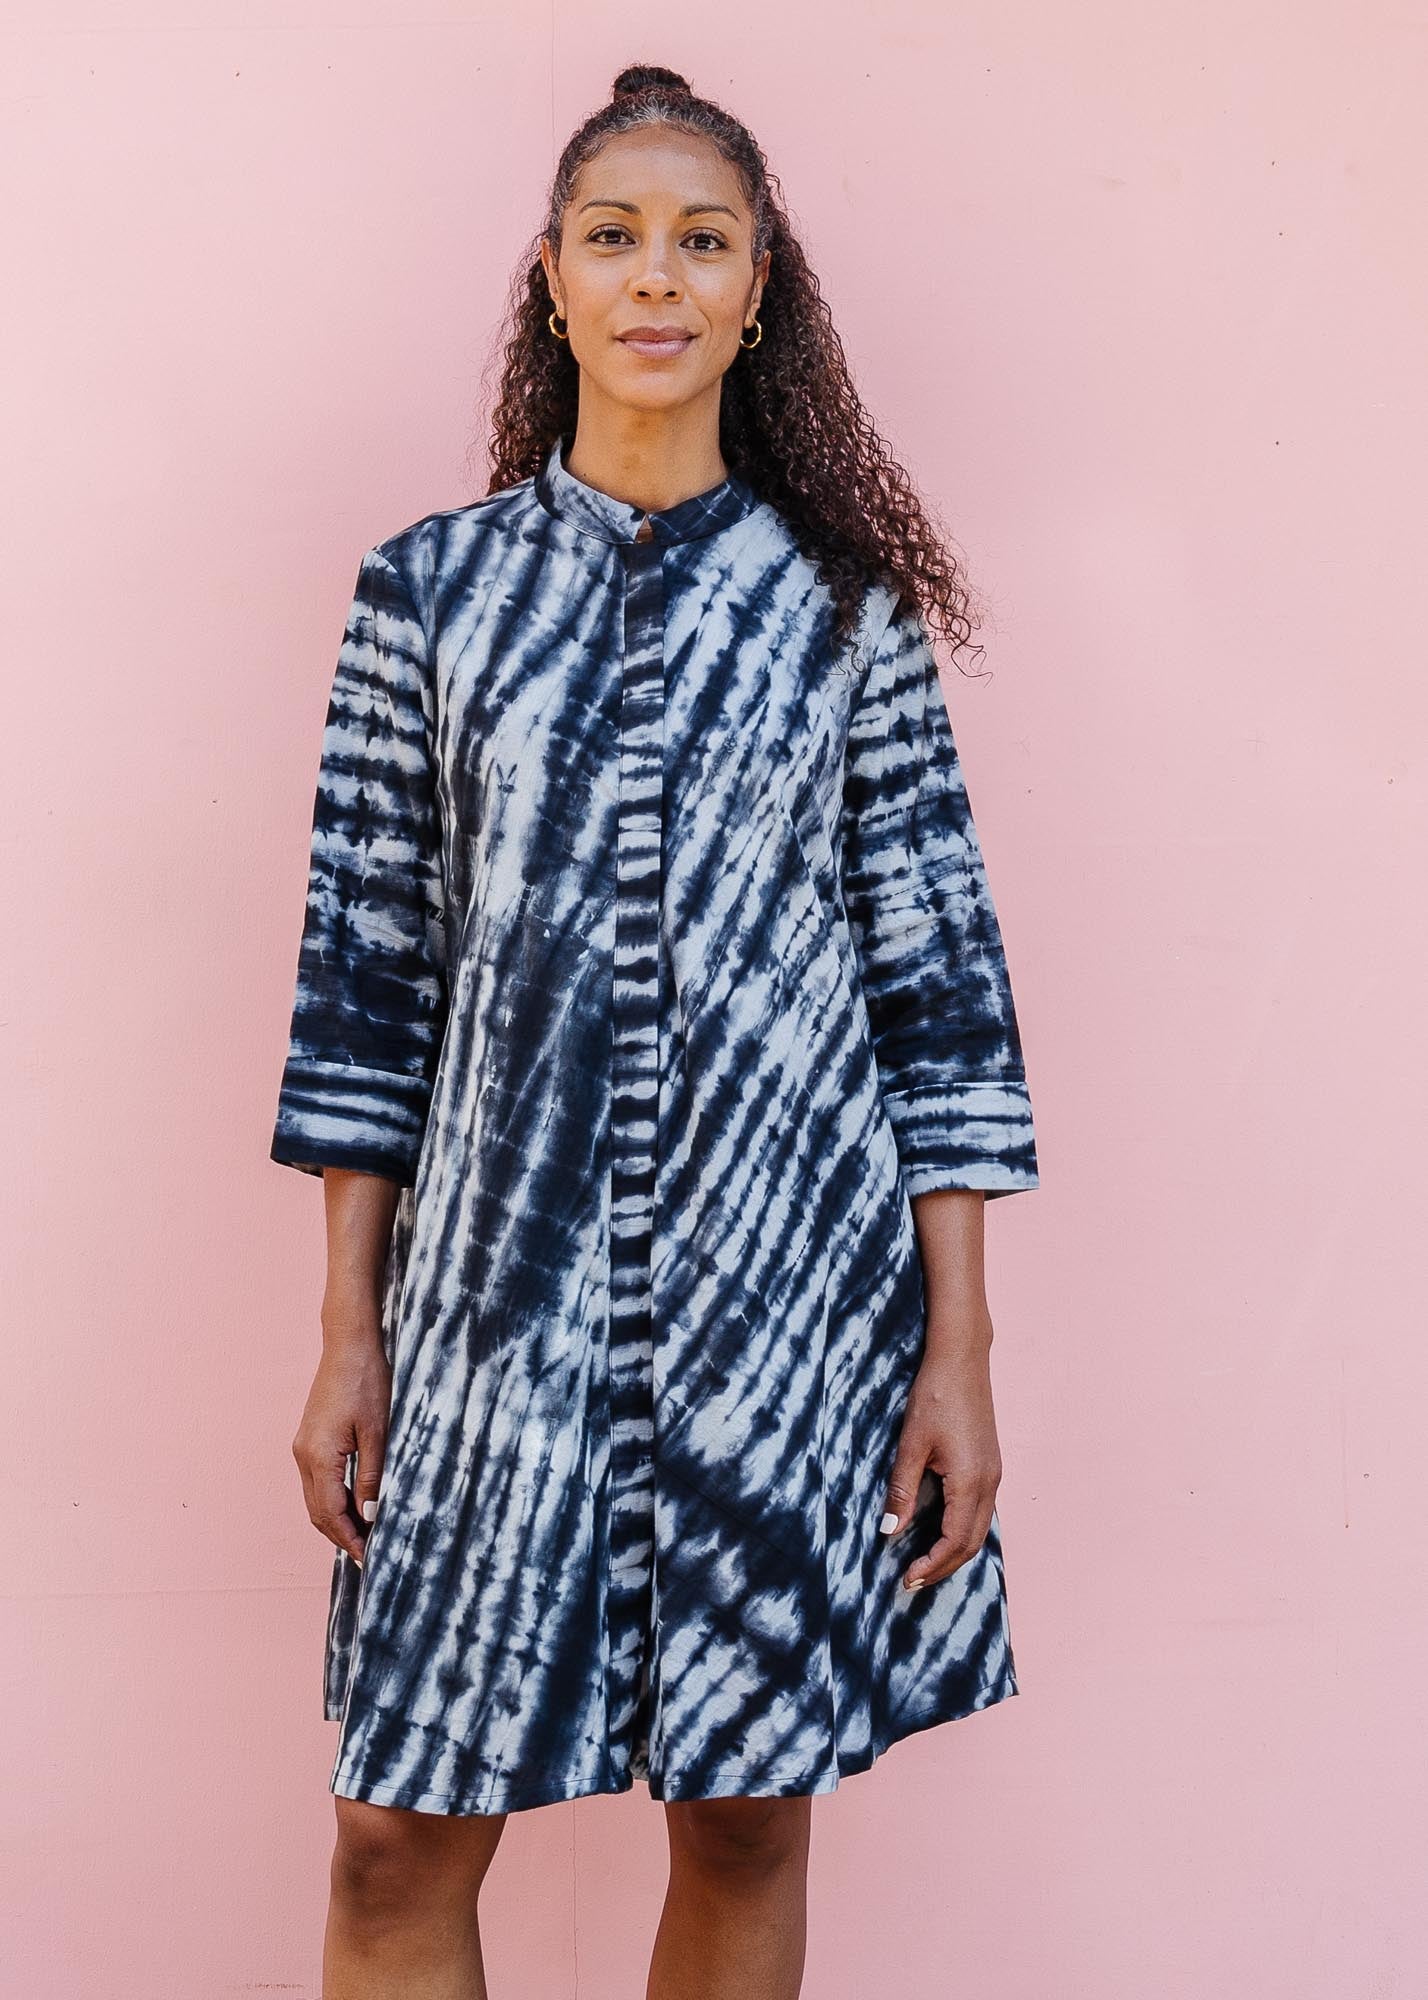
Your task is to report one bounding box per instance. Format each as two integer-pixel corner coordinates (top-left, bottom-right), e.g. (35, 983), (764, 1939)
(326, 1676), (1020, 1818)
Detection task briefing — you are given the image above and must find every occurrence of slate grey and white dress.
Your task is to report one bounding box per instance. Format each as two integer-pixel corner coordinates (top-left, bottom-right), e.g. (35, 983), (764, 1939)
(270, 434), (1040, 1817)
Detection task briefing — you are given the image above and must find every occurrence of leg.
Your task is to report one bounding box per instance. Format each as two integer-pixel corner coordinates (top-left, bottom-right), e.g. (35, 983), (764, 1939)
(648, 1794), (814, 2000)
(323, 1794), (508, 2000)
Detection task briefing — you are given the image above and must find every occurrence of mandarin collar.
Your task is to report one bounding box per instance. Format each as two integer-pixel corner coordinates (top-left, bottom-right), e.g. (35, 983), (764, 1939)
(533, 435), (760, 547)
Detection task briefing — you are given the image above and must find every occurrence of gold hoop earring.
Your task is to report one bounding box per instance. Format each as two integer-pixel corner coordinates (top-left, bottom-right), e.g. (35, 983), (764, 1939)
(548, 309), (569, 341)
(739, 317), (763, 350)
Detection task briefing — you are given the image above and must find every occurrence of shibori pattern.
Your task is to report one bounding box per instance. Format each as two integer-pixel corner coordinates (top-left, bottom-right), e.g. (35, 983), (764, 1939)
(270, 434), (1039, 1816)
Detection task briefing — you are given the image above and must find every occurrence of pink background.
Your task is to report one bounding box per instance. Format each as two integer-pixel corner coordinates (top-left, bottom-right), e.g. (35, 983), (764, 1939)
(5, 6), (1424, 1995)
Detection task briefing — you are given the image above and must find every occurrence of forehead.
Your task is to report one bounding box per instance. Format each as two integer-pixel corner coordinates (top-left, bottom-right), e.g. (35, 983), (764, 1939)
(571, 127), (748, 220)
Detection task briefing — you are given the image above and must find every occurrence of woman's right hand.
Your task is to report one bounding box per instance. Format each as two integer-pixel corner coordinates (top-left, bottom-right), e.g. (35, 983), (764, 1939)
(292, 1167), (403, 1565)
(292, 1301), (392, 1567)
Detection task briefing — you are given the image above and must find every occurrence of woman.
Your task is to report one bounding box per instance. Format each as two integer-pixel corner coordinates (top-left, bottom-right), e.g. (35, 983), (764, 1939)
(273, 62), (1038, 2000)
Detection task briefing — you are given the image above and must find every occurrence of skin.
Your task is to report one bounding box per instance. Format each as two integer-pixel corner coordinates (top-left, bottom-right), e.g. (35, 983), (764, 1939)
(294, 124), (1005, 2000)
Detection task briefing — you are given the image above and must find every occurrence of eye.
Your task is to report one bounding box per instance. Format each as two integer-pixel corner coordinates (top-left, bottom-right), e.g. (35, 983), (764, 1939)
(584, 225), (729, 252)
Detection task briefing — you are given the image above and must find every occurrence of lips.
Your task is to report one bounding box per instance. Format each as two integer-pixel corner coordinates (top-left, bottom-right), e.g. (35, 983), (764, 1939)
(618, 328), (696, 359)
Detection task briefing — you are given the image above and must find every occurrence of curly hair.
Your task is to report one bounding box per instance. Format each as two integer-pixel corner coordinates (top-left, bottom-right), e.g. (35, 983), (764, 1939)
(478, 62), (988, 670)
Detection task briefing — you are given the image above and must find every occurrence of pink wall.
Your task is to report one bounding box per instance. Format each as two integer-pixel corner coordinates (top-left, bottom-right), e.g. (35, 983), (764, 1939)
(5, 8), (1423, 1995)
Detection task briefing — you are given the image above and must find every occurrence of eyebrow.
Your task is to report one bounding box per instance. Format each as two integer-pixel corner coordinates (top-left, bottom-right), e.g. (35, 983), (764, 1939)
(577, 199), (740, 220)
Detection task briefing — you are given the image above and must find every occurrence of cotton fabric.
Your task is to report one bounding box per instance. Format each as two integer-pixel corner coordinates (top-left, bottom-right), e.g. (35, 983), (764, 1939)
(270, 435), (1039, 1816)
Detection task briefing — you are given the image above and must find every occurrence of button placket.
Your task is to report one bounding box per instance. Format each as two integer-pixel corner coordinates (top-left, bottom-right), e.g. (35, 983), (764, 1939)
(527, 438), (763, 1788)
(603, 520), (665, 1775)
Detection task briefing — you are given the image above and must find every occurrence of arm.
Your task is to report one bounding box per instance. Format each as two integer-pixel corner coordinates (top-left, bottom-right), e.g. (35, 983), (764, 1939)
(840, 590), (1038, 1584)
(270, 545), (449, 1187)
(291, 1167), (401, 1567)
(272, 544), (448, 1556)
(838, 593), (1038, 1199)
(884, 1186), (1005, 1594)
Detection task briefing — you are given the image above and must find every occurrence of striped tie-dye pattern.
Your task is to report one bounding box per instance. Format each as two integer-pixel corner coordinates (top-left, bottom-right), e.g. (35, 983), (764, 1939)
(271, 435), (1038, 1815)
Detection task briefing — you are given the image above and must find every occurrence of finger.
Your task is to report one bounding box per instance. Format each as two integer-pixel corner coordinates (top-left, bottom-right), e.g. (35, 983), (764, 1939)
(353, 1422), (389, 1538)
(313, 1446), (369, 1567)
(877, 1427), (929, 1542)
(292, 1432), (334, 1546)
(902, 1484), (995, 1591)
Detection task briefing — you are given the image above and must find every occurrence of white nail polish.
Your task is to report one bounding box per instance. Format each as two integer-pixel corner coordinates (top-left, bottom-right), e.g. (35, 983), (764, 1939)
(904, 1577), (926, 1591)
(361, 1499), (378, 1522)
(878, 1510), (899, 1535)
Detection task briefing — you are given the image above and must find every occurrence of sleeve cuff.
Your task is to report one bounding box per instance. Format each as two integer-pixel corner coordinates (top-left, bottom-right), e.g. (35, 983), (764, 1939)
(881, 1077), (1039, 1201)
(269, 1056), (434, 1188)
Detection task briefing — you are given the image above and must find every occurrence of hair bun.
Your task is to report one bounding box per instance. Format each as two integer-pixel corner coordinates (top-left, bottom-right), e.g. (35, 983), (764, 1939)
(611, 64), (693, 101)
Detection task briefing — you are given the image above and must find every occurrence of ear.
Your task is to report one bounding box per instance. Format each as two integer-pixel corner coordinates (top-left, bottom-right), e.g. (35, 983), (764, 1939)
(538, 234), (559, 305)
(751, 246), (772, 310)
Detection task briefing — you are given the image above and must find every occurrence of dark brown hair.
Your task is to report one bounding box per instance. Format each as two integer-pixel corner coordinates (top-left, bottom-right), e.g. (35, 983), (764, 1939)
(479, 63), (987, 667)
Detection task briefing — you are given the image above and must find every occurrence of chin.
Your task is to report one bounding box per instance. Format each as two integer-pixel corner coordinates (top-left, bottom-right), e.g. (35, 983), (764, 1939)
(604, 380), (697, 415)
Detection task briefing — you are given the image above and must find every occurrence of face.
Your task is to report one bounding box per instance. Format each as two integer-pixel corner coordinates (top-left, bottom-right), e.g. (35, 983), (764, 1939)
(541, 127), (770, 413)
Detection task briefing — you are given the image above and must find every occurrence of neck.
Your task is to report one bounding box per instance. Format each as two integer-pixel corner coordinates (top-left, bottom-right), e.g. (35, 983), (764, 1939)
(564, 393), (728, 513)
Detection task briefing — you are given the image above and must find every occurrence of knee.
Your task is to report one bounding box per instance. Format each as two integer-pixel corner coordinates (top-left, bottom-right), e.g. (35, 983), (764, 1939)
(330, 1798), (427, 1918)
(669, 1795), (812, 1879)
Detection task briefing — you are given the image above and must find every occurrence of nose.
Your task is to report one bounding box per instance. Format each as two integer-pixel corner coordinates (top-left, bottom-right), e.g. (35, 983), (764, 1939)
(631, 241), (682, 297)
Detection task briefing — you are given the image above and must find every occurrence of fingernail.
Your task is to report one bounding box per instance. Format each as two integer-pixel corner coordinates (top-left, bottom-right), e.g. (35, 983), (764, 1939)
(352, 1554), (363, 1569)
(360, 1499), (378, 1522)
(878, 1510), (899, 1535)
(903, 1576), (926, 1591)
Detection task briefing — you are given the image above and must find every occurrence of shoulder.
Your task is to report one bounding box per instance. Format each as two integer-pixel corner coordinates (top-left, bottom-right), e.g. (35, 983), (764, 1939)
(747, 507), (910, 667)
(843, 579), (927, 697)
(365, 480), (539, 612)
(857, 578), (904, 649)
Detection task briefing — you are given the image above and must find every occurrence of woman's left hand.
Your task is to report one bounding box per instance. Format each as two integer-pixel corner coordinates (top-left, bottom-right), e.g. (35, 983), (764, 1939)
(878, 1340), (1003, 1592)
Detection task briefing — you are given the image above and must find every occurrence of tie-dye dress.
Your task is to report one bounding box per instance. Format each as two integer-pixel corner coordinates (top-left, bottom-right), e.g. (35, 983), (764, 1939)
(269, 434), (1039, 1816)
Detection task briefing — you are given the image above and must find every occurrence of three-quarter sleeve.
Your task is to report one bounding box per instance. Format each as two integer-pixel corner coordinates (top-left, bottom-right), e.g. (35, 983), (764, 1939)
(269, 546), (449, 1186)
(839, 592), (1039, 1200)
